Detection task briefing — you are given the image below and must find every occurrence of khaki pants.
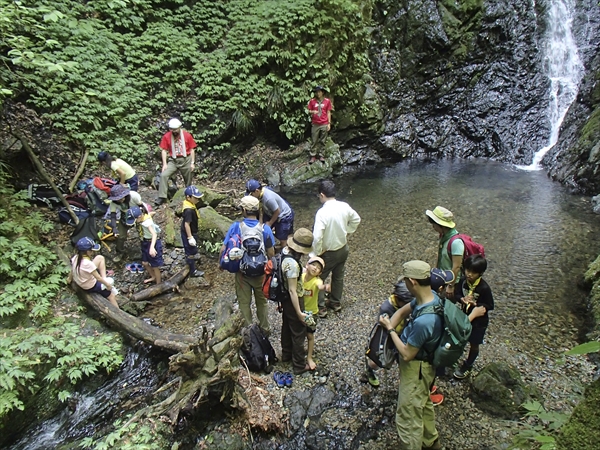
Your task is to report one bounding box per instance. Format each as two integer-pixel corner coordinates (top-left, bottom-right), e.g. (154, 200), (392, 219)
(310, 124), (328, 157)
(235, 272), (270, 333)
(396, 359), (439, 449)
(158, 156), (193, 199)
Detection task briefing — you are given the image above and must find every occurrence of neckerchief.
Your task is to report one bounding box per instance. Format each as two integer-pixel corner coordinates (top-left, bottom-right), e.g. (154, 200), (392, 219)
(182, 199), (200, 219)
(170, 130), (186, 158)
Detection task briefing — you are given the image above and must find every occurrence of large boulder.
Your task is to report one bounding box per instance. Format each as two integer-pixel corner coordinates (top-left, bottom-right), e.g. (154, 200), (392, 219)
(556, 378), (600, 450)
(280, 139), (343, 187)
(470, 362), (542, 418)
(169, 185), (228, 209)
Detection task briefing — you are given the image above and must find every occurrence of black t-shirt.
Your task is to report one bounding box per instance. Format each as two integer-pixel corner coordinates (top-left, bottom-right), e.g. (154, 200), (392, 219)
(454, 276), (494, 328)
(181, 208), (198, 235)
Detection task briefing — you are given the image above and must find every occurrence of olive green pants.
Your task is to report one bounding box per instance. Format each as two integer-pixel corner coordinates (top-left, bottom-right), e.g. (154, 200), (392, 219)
(310, 124), (328, 157)
(396, 358), (439, 449)
(235, 272), (270, 333)
(158, 156), (193, 199)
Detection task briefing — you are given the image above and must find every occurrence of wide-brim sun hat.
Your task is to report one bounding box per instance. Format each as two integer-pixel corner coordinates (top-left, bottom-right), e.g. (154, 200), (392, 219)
(108, 184), (131, 201)
(288, 228), (314, 254)
(168, 118), (182, 129)
(425, 206), (456, 228)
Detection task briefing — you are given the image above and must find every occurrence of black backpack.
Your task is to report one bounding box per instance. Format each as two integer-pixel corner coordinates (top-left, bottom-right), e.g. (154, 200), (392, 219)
(262, 253), (293, 303)
(70, 216), (99, 246)
(239, 324), (277, 372)
(365, 323), (398, 369)
(239, 222), (268, 277)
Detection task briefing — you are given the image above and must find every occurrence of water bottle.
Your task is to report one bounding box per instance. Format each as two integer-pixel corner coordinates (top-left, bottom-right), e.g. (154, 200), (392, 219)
(444, 343), (451, 349)
(270, 275), (279, 289)
(223, 255), (229, 263)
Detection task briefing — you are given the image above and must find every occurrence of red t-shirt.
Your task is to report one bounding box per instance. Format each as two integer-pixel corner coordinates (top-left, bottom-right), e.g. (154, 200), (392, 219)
(159, 130), (197, 157)
(307, 98), (332, 125)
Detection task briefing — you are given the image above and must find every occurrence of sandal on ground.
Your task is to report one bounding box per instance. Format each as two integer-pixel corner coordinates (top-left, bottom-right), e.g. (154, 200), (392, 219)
(283, 372), (293, 387)
(125, 263), (137, 273)
(273, 371), (285, 388)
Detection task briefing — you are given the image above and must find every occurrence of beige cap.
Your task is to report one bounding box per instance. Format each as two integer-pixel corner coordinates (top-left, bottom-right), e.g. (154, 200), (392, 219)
(239, 195), (260, 212)
(399, 260), (431, 280)
(307, 255), (325, 269)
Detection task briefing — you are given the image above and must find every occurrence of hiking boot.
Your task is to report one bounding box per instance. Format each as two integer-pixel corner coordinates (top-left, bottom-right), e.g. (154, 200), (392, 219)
(317, 308), (328, 318)
(422, 438), (442, 450)
(326, 300), (342, 312)
(366, 368), (380, 387)
(155, 197), (167, 206)
(453, 365), (472, 380)
(430, 393), (444, 406)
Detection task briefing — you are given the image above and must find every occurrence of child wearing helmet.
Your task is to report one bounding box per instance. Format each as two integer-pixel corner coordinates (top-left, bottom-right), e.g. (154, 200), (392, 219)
(181, 185), (204, 278)
(69, 237), (119, 308)
(127, 205), (163, 285)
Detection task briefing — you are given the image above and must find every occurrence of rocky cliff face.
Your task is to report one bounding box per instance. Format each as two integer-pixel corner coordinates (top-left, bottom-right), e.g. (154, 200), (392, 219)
(361, 0), (600, 170)
(543, 1), (600, 194)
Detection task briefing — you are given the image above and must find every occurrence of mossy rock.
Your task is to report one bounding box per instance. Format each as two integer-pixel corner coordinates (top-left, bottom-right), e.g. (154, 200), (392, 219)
(556, 378), (600, 450)
(197, 206), (233, 241)
(470, 362), (542, 418)
(280, 138), (342, 187)
(169, 185), (227, 208)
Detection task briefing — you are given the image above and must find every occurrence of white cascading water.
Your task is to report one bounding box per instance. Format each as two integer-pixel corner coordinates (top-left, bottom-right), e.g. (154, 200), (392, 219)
(520, 0), (583, 171)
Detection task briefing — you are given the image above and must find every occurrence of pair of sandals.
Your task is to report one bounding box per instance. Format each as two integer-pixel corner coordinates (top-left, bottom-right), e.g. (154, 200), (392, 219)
(125, 262), (144, 273)
(273, 371), (293, 388)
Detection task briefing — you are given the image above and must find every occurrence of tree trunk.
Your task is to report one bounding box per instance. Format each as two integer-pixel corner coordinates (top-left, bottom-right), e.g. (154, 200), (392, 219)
(129, 266), (190, 302)
(69, 146), (90, 193)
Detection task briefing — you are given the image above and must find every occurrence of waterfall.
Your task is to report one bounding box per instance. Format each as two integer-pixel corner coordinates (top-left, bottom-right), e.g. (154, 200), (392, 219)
(520, 0), (583, 171)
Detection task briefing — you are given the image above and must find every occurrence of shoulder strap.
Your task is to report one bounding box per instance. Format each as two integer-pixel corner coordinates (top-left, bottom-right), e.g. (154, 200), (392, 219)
(411, 297), (444, 320)
(446, 234), (462, 254)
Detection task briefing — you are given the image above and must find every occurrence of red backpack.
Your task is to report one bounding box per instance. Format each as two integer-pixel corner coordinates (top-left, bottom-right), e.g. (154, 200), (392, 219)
(447, 234), (485, 259)
(92, 177), (117, 195)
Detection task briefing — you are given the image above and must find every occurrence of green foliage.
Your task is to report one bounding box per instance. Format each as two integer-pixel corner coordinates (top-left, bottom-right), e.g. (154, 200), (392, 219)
(509, 401), (569, 450)
(0, 168), (124, 418)
(0, 320), (123, 416)
(2, 0), (373, 161)
(202, 228), (222, 254)
(565, 341), (600, 355)
(80, 417), (166, 450)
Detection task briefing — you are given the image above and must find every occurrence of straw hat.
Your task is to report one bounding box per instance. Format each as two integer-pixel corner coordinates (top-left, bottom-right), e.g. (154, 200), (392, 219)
(425, 206), (456, 228)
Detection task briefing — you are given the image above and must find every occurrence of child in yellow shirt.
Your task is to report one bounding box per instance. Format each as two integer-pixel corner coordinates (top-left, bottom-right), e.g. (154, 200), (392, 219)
(301, 256), (330, 371)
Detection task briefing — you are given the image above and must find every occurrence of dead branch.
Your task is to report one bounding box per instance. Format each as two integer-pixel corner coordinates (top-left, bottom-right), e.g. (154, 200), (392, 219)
(130, 266), (190, 302)
(69, 146), (90, 193)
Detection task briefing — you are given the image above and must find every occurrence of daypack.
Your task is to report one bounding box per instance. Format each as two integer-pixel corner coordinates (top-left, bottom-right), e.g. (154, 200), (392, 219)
(70, 216), (99, 246)
(413, 297), (472, 368)
(262, 253), (293, 302)
(447, 234), (485, 259)
(65, 191), (89, 210)
(58, 206), (90, 226)
(219, 222), (242, 273)
(27, 183), (65, 208)
(239, 222), (268, 277)
(92, 177), (117, 195)
(365, 323), (398, 369)
(239, 324), (277, 372)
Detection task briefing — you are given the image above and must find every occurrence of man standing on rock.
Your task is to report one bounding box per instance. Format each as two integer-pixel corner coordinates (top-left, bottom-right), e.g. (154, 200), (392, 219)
(246, 179), (295, 249)
(379, 260), (443, 450)
(307, 85), (333, 164)
(312, 180), (361, 317)
(156, 118), (197, 206)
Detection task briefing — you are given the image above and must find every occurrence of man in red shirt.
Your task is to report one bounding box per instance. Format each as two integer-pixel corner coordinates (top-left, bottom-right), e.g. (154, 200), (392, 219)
(156, 118), (197, 206)
(307, 86), (333, 164)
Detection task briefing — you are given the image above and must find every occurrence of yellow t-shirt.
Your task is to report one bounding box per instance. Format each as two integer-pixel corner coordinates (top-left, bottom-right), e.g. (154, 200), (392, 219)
(111, 158), (136, 180)
(301, 273), (322, 314)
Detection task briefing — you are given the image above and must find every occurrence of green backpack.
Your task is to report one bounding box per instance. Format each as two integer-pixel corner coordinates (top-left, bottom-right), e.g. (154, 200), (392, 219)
(413, 297), (472, 368)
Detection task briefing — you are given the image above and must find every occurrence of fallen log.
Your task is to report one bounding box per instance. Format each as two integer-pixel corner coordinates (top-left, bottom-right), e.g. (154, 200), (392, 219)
(73, 283), (196, 353)
(130, 266), (190, 302)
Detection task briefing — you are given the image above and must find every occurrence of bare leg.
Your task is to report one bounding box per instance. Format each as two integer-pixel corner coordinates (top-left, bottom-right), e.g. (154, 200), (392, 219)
(107, 292), (119, 309)
(142, 261), (155, 284)
(93, 255), (107, 278)
(152, 267), (161, 285)
(307, 332), (316, 370)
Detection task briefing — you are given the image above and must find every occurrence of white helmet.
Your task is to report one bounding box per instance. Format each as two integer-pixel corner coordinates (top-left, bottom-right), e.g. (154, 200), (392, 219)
(168, 118), (182, 129)
(229, 247), (244, 260)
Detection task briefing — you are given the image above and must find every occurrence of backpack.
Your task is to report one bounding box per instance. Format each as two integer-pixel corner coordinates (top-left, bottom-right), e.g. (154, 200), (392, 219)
(219, 222), (242, 273)
(65, 191), (89, 210)
(365, 323), (398, 369)
(239, 324), (277, 372)
(92, 177), (117, 195)
(447, 234), (485, 259)
(262, 253), (293, 302)
(70, 216), (99, 246)
(58, 206), (90, 226)
(413, 297), (472, 368)
(27, 183), (65, 208)
(239, 222), (268, 277)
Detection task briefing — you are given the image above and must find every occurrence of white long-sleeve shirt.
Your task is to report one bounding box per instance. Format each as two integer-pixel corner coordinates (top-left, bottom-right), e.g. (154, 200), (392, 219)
(312, 198), (361, 256)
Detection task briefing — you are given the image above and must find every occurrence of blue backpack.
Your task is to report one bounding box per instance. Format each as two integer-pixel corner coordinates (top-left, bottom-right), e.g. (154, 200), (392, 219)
(219, 222), (242, 273)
